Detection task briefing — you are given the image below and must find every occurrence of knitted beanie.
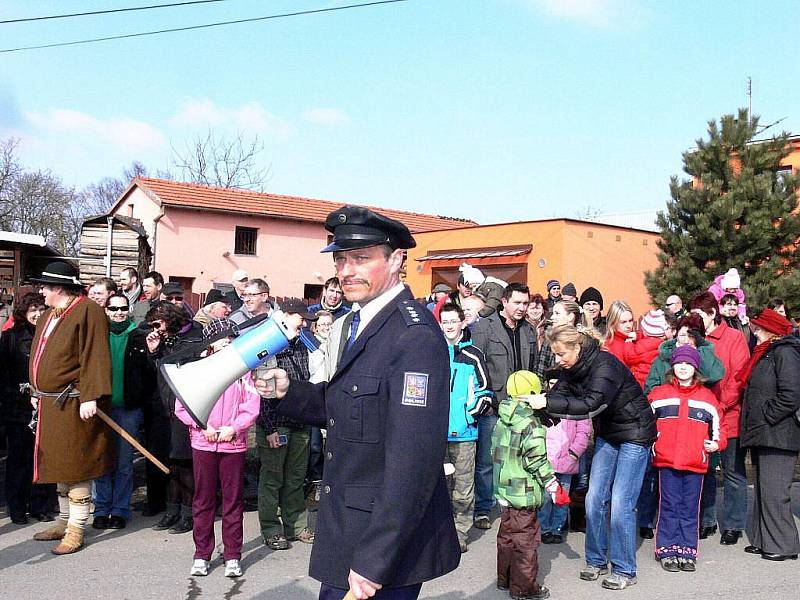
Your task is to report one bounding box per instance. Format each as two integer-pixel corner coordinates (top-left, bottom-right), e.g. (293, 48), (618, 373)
(546, 279), (560, 292)
(640, 309), (668, 338)
(579, 286), (604, 311)
(562, 282), (577, 297)
(671, 345), (701, 370)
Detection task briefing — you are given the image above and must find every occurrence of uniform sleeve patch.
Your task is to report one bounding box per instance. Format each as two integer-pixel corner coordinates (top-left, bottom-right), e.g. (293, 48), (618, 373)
(402, 372), (429, 407)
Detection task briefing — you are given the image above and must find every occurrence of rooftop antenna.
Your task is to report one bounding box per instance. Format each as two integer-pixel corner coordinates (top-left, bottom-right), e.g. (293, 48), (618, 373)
(747, 76), (752, 125)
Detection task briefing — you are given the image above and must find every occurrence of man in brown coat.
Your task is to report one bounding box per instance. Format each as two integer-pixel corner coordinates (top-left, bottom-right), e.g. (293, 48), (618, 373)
(28, 261), (114, 554)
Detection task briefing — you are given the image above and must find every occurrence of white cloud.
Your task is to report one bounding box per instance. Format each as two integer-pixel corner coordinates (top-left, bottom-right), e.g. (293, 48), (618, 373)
(25, 108), (166, 152)
(170, 98), (291, 138)
(302, 108), (350, 126)
(524, 0), (647, 29)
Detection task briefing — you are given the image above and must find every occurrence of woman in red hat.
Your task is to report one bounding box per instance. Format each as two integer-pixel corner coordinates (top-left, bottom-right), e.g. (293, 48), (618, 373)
(739, 308), (800, 561)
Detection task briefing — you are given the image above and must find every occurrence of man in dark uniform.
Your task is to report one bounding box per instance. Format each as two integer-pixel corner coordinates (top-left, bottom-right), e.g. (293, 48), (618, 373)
(259, 206), (460, 600)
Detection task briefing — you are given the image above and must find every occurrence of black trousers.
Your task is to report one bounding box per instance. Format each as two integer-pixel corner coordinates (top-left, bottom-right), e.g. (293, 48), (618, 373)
(319, 583), (422, 600)
(143, 409), (171, 511)
(4, 422), (56, 517)
(747, 446), (800, 556)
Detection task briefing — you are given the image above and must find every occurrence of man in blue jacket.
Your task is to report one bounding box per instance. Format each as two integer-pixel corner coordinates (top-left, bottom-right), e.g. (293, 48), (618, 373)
(262, 206), (460, 600)
(440, 302), (493, 553)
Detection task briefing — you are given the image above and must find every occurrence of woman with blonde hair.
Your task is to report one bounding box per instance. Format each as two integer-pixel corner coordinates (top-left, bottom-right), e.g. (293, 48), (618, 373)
(533, 300), (582, 379)
(525, 323), (656, 590)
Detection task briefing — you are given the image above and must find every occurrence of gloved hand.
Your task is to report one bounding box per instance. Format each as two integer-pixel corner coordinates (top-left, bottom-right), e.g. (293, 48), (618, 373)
(468, 397), (492, 419)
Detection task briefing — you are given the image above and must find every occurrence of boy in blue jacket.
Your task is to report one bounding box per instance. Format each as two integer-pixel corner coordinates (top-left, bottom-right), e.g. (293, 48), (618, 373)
(440, 302), (493, 552)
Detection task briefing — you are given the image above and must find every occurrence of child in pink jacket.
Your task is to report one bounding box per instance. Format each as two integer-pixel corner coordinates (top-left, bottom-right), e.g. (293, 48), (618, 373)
(538, 417), (592, 543)
(175, 318), (261, 578)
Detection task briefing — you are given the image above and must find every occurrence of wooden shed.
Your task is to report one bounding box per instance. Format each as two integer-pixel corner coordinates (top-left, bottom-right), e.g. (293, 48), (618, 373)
(79, 214), (151, 283)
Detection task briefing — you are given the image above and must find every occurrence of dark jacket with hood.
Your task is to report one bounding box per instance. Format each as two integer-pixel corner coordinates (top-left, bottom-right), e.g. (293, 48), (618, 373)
(740, 336), (800, 452)
(545, 338), (657, 447)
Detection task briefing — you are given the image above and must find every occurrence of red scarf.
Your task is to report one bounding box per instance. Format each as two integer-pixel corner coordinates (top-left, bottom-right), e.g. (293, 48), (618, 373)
(735, 339), (772, 392)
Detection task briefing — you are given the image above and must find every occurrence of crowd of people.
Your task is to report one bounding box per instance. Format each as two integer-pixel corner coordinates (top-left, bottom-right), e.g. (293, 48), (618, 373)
(1, 209), (799, 599)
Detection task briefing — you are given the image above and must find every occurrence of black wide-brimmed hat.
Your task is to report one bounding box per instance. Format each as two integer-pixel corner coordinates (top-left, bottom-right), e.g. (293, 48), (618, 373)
(31, 261), (83, 286)
(321, 205), (416, 253)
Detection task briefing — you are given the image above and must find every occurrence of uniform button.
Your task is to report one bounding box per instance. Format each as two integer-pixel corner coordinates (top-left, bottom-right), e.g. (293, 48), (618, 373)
(329, 418), (335, 427)
(324, 485), (331, 494)
(352, 385), (358, 392)
(326, 452), (332, 460)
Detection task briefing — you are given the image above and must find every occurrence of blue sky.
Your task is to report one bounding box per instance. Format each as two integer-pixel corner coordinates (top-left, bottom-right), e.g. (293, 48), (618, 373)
(1, 0), (798, 225)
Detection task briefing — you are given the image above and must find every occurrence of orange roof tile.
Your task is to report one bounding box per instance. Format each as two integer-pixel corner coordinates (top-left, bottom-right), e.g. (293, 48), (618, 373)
(132, 177), (476, 233)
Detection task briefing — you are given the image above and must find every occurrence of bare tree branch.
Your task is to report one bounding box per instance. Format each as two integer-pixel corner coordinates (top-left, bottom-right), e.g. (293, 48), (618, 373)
(171, 129), (271, 190)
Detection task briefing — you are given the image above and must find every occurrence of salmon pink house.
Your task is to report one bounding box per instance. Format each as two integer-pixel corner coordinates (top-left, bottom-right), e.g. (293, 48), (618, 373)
(108, 177), (475, 303)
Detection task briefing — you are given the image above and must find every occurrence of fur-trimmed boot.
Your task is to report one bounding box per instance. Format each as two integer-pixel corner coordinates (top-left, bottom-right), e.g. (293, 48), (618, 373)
(32, 518), (68, 541)
(51, 524), (84, 555)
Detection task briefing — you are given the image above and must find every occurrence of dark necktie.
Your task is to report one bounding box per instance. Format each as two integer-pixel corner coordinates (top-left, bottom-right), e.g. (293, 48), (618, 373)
(345, 310), (361, 351)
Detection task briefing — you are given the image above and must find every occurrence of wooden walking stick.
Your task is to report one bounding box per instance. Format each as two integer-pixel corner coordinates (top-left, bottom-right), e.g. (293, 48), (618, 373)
(96, 408), (170, 474)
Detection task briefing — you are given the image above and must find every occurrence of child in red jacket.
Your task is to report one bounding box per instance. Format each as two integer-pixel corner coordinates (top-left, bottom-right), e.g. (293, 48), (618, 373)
(648, 345), (726, 573)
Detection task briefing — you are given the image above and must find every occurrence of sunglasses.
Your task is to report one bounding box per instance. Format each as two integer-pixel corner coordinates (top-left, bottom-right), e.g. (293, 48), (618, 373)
(166, 295), (184, 301)
(106, 306), (129, 312)
(149, 320), (164, 329)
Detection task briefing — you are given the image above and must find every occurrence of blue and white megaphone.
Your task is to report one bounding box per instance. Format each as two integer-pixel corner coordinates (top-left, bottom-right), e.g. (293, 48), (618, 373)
(161, 310), (294, 429)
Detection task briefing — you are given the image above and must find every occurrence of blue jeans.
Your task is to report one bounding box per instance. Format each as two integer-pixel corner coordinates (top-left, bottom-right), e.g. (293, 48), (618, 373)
(584, 437), (650, 578)
(538, 473), (573, 534)
(637, 460), (659, 528)
(474, 413), (498, 516)
(94, 407), (143, 519)
(700, 437), (747, 531)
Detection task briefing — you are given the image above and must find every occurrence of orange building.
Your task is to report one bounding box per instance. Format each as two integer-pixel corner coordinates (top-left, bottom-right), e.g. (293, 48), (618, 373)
(406, 219), (661, 316)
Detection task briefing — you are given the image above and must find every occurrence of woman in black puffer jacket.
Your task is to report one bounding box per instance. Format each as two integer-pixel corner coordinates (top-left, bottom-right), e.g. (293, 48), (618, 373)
(738, 308), (800, 561)
(528, 323), (656, 590)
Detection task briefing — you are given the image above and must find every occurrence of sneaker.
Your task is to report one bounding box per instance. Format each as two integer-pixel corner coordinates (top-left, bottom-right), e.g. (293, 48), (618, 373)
(190, 559), (209, 576)
(473, 515), (492, 530)
(579, 564), (609, 581)
(512, 587), (550, 600)
(661, 557), (680, 572)
(265, 534), (290, 550)
(678, 558), (696, 572)
(152, 513), (180, 531)
(168, 516), (193, 534)
(224, 559), (243, 578)
(601, 573), (638, 590)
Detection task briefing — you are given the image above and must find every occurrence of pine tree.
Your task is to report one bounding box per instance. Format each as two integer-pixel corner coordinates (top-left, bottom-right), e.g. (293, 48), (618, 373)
(645, 108), (800, 314)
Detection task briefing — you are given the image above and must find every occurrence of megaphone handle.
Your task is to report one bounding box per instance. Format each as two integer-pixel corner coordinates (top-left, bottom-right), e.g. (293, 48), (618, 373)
(96, 408), (170, 475)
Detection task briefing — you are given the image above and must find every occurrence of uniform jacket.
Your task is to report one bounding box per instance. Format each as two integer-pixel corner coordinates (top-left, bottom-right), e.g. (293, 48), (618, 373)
(705, 320), (749, 438)
(492, 398), (555, 510)
(470, 311), (535, 405)
(276, 287), (460, 588)
(447, 329), (493, 442)
(649, 380), (726, 473)
(604, 330), (662, 388)
(175, 373), (260, 453)
(29, 298), (114, 483)
(0, 324), (36, 425)
(740, 336), (800, 452)
(644, 338), (725, 395)
(545, 417), (592, 474)
(545, 339), (657, 447)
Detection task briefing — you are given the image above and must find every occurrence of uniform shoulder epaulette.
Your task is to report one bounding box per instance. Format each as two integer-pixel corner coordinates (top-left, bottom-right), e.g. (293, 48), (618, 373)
(399, 299), (425, 326)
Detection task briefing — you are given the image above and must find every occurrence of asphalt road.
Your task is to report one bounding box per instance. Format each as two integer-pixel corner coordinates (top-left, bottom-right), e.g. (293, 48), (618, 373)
(1, 485), (798, 599)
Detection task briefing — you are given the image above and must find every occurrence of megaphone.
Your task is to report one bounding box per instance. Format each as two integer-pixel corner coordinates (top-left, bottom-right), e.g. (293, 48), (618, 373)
(161, 310), (294, 429)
